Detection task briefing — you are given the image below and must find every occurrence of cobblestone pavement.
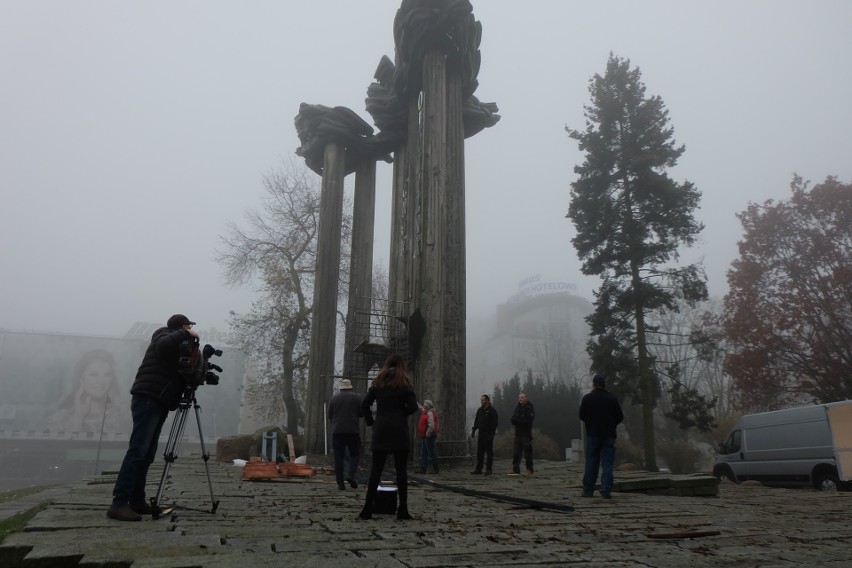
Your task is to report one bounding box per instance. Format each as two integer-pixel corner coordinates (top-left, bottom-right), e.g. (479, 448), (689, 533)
(2, 455), (851, 567)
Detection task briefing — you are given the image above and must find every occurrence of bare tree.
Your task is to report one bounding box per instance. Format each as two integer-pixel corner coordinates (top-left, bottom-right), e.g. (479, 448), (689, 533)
(524, 324), (588, 385)
(217, 161), (345, 434)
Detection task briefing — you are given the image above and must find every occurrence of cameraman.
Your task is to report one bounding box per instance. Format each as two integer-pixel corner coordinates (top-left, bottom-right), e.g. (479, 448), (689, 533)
(107, 314), (199, 521)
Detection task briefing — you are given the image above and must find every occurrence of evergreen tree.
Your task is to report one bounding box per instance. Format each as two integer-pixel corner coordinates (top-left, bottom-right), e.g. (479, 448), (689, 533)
(491, 371), (583, 453)
(566, 54), (707, 470)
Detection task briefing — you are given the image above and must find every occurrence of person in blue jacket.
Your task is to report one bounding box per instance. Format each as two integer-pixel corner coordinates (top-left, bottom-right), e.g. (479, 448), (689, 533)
(579, 374), (624, 499)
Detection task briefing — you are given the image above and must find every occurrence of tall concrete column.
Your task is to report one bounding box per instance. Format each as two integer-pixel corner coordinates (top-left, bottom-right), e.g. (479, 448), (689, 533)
(388, 99), (420, 315)
(412, 51), (466, 455)
(342, 159), (376, 394)
(305, 142), (345, 456)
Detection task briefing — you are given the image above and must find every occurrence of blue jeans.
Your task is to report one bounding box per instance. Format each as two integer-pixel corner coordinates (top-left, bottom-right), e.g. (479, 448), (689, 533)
(583, 436), (616, 496)
(332, 432), (360, 484)
(112, 395), (168, 507)
(418, 436), (438, 472)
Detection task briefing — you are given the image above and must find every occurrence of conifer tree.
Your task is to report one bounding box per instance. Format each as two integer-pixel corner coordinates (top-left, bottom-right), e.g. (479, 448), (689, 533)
(567, 54), (706, 470)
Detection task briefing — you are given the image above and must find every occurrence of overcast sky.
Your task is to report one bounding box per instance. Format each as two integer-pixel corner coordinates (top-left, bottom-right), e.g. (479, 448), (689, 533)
(2, 0), (850, 338)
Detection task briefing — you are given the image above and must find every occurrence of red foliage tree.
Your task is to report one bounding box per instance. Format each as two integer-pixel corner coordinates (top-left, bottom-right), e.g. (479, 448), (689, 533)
(723, 176), (852, 409)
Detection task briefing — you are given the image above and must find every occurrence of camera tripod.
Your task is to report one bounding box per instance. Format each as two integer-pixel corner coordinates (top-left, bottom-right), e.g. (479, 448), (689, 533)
(150, 386), (219, 518)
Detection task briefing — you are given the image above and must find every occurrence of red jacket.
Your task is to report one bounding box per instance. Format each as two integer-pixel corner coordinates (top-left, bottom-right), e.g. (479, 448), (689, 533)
(417, 409), (439, 439)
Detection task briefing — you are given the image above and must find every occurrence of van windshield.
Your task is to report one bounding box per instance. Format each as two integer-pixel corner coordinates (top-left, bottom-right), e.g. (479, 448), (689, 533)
(721, 430), (742, 454)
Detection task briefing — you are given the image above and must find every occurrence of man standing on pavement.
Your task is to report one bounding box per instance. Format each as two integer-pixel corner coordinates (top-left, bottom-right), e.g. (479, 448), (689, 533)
(508, 392), (535, 477)
(579, 374), (624, 499)
(107, 314), (199, 521)
(328, 378), (363, 490)
(470, 394), (498, 475)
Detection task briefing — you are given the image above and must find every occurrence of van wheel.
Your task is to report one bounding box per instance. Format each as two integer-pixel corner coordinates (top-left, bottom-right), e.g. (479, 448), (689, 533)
(814, 471), (839, 492)
(714, 466), (735, 483)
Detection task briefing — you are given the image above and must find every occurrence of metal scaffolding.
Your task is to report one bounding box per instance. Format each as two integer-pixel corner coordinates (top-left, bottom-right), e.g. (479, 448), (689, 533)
(343, 297), (413, 385)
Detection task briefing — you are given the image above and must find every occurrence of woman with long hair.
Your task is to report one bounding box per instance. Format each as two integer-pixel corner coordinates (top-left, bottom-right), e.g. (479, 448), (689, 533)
(359, 353), (419, 520)
(46, 349), (124, 433)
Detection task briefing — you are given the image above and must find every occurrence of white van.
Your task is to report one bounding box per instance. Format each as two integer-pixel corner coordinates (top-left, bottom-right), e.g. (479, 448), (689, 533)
(713, 400), (852, 491)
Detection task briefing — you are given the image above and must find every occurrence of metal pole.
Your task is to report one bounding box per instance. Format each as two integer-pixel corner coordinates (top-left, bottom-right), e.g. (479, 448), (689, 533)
(94, 393), (109, 475)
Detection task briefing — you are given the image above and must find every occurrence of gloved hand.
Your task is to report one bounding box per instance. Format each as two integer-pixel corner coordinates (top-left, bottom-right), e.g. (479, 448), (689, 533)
(470, 429), (476, 438)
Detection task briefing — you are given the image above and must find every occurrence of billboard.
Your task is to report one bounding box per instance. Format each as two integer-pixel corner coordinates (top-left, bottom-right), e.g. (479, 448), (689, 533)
(0, 329), (245, 441)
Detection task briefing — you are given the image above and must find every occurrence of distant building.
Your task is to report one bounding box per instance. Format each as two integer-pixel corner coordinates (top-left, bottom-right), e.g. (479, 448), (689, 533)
(467, 276), (594, 403)
(0, 327), (247, 491)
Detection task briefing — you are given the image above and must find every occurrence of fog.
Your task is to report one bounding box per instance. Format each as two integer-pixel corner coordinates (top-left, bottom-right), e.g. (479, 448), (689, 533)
(2, 0), (850, 338)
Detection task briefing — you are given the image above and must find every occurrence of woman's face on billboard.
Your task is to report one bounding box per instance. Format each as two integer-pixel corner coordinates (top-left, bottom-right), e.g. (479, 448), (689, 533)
(81, 358), (114, 398)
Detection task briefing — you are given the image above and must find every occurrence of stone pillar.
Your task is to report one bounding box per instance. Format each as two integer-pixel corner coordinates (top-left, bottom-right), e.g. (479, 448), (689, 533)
(388, 99), (420, 314)
(342, 159), (377, 394)
(412, 51), (466, 456)
(305, 142), (345, 456)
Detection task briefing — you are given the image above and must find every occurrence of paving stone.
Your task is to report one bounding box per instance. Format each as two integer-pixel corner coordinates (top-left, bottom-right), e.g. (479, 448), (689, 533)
(2, 457), (851, 567)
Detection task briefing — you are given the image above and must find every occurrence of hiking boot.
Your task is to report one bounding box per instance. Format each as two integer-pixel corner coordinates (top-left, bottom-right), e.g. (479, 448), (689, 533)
(524, 469), (534, 477)
(129, 501), (156, 515)
(346, 477), (358, 489)
(470, 469), (482, 475)
(107, 504), (142, 522)
(582, 492), (594, 498)
(601, 493), (613, 500)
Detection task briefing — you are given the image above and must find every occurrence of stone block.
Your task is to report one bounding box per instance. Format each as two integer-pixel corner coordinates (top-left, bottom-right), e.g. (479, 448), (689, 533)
(216, 434), (253, 462)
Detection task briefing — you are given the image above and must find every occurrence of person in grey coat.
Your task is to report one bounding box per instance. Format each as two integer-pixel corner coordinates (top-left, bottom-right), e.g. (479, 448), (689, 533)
(328, 378), (363, 490)
(359, 353), (419, 520)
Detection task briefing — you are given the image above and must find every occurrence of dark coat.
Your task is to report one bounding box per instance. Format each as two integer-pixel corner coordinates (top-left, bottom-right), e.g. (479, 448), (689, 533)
(130, 326), (192, 410)
(362, 379), (418, 452)
(510, 401), (535, 437)
(579, 388), (624, 438)
(472, 404), (499, 437)
(328, 389), (363, 434)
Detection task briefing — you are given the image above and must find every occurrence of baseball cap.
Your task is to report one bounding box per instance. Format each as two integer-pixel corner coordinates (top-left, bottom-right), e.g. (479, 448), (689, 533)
(167, 314), (196, 330)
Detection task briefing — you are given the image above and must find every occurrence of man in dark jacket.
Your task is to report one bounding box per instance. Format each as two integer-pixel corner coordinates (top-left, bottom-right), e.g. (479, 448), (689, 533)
(509, 392), (535, 476)
(470, 394), (498, 475)
(107, 314), (199, 521)
(328, 378), (363, 490)
(579, 374), (624, 499)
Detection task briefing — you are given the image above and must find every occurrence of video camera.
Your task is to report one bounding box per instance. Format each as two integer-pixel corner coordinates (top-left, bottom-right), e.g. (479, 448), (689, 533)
(178, 338), (223, 388)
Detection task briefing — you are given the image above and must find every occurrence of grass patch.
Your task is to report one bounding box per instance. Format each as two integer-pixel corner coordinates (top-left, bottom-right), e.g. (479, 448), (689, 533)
(0, 503), (47, 543)
(0, 485), (58, 505)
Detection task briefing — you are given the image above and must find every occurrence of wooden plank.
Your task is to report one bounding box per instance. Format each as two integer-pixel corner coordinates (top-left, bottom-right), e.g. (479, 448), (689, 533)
(287, 433), (296, 463)
(647, 530), (721, 540)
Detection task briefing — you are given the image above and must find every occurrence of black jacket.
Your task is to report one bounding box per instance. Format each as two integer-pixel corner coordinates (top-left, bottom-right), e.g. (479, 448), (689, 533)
(510, 401), (535, 437)
(130, 326), (193, 410)
(362, 374), (418, 452)
(472, 404), (498, 437)
(579, 388), (624, 438)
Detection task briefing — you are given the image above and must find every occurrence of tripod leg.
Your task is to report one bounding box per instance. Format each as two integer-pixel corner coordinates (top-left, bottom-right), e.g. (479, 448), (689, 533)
(152, 403), (191, 512)
(192, 399), (219, 513)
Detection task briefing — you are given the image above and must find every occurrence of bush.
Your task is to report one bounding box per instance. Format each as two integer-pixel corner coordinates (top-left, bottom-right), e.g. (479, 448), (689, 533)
(614, 438), (644, 469)
(492, 428), (564, 461)
(657, 440), (705, 474)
